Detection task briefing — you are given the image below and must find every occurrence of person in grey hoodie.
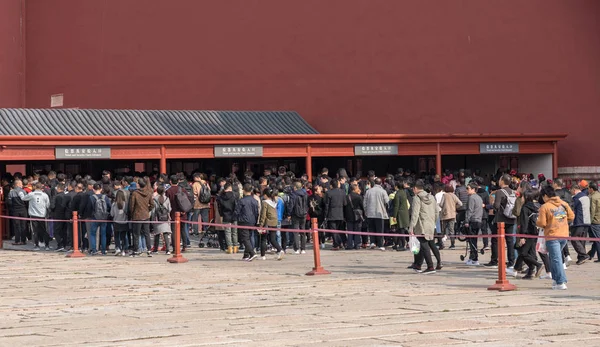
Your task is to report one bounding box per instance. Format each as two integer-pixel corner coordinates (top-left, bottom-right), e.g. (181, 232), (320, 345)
(464, 182), (484, 265)
(22, 182), (51, 250)
(364, 178), (390, 251)
(409, 179), (439, 274)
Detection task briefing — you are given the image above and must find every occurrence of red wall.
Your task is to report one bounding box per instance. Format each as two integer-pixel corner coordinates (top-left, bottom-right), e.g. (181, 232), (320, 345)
(0, 0), (23, 107)
(23, 0), (600, 167)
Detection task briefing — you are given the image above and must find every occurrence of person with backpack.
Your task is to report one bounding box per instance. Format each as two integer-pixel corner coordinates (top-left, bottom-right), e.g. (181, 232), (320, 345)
(88, 183), (112, 255)
(111, 187), (129, 257)
(485, 174), (517, 268)
(344, 183), (364, 250)
(130, 178), (154, 257)
(452, 178), (469, 249)
(152, 185), (172, 255)
(192, 173), (212, 236)
(177, 173), (194, 248)
(166, 175), (191, 252)
(290, 181), (309, 254)
(514, 190), (545, 279)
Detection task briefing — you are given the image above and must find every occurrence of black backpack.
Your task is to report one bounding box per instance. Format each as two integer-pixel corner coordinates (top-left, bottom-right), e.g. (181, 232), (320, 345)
(199, 184), (212, 204)
(155, 196), (169, 222)
(176, 187), (193, 213)
(292, 193), (308, 219)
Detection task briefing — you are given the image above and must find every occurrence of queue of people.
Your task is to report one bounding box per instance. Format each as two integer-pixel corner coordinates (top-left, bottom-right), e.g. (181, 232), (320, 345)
(2, 167), (597, 289)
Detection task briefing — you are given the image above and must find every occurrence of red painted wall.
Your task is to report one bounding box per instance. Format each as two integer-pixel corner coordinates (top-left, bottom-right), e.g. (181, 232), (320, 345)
(0, 0), (23, 107)
(23, 0), (600, 167)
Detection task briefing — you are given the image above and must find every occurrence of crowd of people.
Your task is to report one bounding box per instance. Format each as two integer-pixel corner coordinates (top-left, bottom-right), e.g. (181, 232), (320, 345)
(3, 167), (598, 289)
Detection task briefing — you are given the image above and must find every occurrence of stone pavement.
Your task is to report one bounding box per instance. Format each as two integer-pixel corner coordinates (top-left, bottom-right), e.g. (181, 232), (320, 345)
(1, 240), (600, 347)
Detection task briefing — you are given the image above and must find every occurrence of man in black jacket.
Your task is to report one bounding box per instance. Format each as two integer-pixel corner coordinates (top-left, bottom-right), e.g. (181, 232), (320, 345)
(344, 183), (364, 250)
(218, 183), (238, 253)
(234, 184), (259, 261)
(64, 180), (78, 250)
(71, 183), (87, 250)
(78, 180), (95, 251)
(290, 181), (309, 254)
(51, 183), (70, 252)
(7, 179), (28, 245)
(324, 179), (347, 250)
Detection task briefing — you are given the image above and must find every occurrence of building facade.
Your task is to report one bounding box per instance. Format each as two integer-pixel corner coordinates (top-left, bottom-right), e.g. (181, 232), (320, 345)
(0, 0), (599, 178)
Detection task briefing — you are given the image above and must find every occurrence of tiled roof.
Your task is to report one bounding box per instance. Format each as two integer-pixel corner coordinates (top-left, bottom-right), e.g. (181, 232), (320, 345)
(0, 109), (318, 136)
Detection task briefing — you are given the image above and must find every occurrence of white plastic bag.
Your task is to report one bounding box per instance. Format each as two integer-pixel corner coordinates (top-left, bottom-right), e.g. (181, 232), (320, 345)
(535, 229), (547, 254)
(409, 235), (420, 255)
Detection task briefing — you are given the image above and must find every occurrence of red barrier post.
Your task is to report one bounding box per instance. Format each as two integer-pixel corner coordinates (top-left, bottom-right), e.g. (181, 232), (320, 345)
(488, 222), (516, 291)
(168, 212), (188, 263)
(66, 211), (85, 258)
(306, 218), (330, 276)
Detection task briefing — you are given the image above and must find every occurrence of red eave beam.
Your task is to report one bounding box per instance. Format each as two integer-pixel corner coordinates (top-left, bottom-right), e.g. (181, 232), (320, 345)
(0, 133), (568, 146)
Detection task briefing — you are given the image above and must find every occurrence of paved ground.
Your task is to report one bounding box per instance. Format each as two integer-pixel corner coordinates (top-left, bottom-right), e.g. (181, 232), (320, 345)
(2, 239), (600, 347)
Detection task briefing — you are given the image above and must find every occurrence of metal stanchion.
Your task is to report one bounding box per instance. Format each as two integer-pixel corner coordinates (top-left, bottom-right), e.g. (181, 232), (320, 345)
(66, 212), (85, 258)
(306, 218), (330, 276)
(488, 222), (516, 291)
(168, 212), (188, 263)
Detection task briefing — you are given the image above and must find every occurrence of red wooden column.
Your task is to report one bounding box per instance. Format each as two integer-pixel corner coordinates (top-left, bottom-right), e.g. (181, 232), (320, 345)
(436, 143), (442, 177)
(552, 141), (558, 178)
(160, 145), (167, 174)
(306, 144), (313, 182)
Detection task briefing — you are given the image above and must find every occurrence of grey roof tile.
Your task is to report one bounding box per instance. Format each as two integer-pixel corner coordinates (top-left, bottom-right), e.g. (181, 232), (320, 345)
(0, 109), (318, 136)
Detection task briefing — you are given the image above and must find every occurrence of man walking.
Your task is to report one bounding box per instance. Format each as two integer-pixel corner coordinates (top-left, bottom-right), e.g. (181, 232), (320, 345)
(235, 184), (260, 261)
(364, 178), (390, 251)
(570, 184), (591, 264)
(409, 180), (439, 274)
(588, 182), (600, 262)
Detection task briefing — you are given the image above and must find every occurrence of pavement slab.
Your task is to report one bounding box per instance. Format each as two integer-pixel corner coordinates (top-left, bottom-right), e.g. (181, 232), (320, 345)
(2, 239), (600, 346)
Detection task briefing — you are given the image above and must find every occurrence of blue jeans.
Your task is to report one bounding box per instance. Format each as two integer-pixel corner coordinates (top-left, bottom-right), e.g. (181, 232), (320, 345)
(192, 209), (210, 234)
(185, 212), (193, 246)
(546, 239), (567, 285)
(589, 225), (600, 260)
(276, 221), (282, 247)
(89, 221), (107, 254)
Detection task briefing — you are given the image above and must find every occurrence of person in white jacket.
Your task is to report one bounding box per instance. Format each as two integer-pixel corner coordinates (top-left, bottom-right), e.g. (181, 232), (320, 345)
(22, 182), (51, 250)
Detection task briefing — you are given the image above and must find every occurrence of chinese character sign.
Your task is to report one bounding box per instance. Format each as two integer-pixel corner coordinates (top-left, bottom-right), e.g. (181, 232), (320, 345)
(55, 147), (111, 159)
(354, 144), (399, 156)
(479, 143), (519, 154)
(214, 145), (264, 157)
